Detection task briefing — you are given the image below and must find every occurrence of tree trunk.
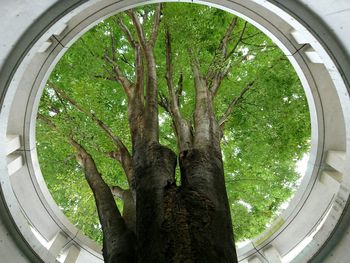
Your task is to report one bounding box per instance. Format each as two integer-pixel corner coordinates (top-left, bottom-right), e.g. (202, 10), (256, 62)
(134, 143), (237, 263)
(134, 142), (177, 262)
(177, 146), (237, 262)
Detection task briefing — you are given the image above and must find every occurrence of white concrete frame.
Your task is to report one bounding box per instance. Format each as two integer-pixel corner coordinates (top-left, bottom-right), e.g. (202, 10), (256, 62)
(1, 0), (350, 262)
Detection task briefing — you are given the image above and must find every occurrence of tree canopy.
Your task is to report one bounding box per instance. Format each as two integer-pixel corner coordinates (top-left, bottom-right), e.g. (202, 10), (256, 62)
(36, 2), (310, 246)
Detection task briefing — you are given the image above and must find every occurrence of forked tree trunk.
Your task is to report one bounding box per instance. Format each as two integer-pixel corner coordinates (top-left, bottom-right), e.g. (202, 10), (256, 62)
(63, 6), (239, 262)
(134, 143), (237, 263)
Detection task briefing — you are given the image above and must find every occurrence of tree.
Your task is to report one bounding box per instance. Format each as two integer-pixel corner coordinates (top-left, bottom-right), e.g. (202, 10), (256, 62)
(36, 3), (310, 262)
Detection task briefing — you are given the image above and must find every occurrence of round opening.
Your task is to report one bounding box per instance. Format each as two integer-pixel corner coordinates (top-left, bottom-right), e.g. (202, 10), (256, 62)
(0, 1), (349, 262)
(35, 2), (311, 248)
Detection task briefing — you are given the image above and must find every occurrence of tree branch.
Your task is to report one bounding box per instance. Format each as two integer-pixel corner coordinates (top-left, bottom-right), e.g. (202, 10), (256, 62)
(220, 17), (238, 57)
(114, 17), (136, 48)
(110, 185), (136, 233)
(210, 61), (231, 98)
(205, 17), (240, 98)
(149, 4), (162, 47)
(134, 44), (145, 104)
(165, 29), (192, 150)
(127, 9), (159, 143)
(240, 40), (276, 49)
(225, 21), (248, 60)
(69, 138), (135, 261)
(165, 29), (179, 113)
(127, 9), (147, 50)
(110, 185), (127, 199)
(120, 53), (135, 69)
(241, 31), (262, 41)
(158, 92), (171, 113)
(104, 55), (133, 98)
(48, 82), (134, 187)
(110, 28), (117, 62)
(38, 113), (136, 252)
(94, 74), (115, 82)
(80, 38), (96, 58)
(175, 74), (183, 107)
(189, 49), (214, 147)
(218, 80), (255, 127)
(37, 113), (57, 129)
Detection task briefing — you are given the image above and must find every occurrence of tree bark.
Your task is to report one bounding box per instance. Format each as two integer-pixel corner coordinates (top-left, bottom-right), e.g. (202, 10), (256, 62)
(177, 146), (237, 262)
(133, 144), (237, 263)
(70, 139), (136, 263)
(111, 186), (136, 233)
(165, 29), (193, 152)
(133, 142), (177, 262)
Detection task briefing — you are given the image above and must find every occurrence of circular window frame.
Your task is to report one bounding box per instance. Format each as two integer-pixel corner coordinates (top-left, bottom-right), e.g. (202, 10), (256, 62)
(0, 0), (349, 262)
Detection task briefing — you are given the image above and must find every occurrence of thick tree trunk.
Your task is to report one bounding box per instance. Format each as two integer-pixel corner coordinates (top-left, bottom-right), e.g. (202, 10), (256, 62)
(134, 143), (237, 263)
(177, 146), (237, 262)
(134, 142), (177, 262)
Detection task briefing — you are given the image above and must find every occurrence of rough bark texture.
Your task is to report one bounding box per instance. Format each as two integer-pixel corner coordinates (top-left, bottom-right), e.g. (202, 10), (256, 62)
(134, 144), (237, 263)
(70, 139), (136, 263)
(133, 142), (177, 262)
(178, 146), (236, 262)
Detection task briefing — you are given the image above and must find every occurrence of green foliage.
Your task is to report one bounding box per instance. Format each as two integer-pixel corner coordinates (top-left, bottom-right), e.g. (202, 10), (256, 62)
(36, 3), (310, 244)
